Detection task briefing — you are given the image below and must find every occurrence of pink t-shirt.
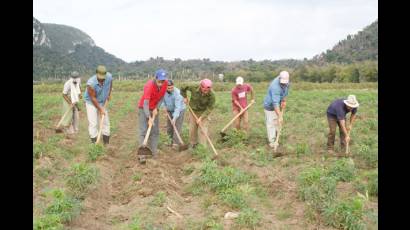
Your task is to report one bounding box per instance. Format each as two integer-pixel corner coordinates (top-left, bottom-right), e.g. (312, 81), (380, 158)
(231, 84), (252, 111)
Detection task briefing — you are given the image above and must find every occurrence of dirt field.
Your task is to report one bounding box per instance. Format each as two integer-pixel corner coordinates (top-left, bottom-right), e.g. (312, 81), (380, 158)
(33, 82), (378, 230)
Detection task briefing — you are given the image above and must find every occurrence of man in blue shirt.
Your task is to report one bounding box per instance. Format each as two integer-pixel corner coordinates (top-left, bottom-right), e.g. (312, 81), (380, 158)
(263, 71), (290, 149)
(84, 65), (113, 144)
(326, 95), (359, 154)
(161, 80), (186, 149)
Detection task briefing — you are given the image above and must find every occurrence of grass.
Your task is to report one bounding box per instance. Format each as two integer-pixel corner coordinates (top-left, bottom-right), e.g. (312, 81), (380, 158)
(34, 189), (81, 230)
(235, 208), (262, 228)
(34, 82), (377, 229)
(149, 191), (167, 207)
(87, 144), (105, 161)
(132, 172), (143, 182)
(323, 196), (366, 230)
(128, 214), (142, 230)
(191, 144), (212, 160)
(327, 158), (356, 182)
(65, 162), (99, 199)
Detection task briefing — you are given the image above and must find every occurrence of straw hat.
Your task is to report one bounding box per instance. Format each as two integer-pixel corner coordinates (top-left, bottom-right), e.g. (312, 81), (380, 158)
(343, 95), (359, 108)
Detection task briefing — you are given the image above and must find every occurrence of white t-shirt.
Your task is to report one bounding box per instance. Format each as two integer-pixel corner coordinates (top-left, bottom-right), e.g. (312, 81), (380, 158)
(63, 79), (81, 99)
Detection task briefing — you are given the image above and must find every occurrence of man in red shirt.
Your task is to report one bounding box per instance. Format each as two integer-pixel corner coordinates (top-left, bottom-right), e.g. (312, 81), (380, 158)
(138, 69), (168, 157)
(231, 76), (255, 132)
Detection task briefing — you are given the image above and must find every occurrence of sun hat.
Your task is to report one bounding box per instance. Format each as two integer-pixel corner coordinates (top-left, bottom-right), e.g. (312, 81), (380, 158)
(279, 71), (289, 84)
(236, 76), (244, 85)
(343, 95), (359, 108)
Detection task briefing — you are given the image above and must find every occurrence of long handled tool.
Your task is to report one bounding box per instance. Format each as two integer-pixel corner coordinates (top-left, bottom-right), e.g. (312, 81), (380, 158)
(187, 105), (218, 156)
(55, 104), (75, 133)
(96, 100), (109, 144)
(166, 112), (189, 151)
(273, 108), (285, 153)
(137, 112), (157, 163)
(345, 130), (351, 156)
(220, 101), (255, 137)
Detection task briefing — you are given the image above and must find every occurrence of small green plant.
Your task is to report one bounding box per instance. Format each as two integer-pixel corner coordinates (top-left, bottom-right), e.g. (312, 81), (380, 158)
(33, 140), (46, 159)
(367, 171), (378, 197)
(297, 167), (337, 211)
(296, 143), (311, 156)
(36, 167), (52, 179)
(192, 144), (211, 160)
(218, 187), (247, 209)
(65, 163), (99, 198)
(33, 214), (64, 230)
(323, 196), (366, 230)
(356, 144), (378, 168)
(220, 129), (247, 148)
(132, 172), (143, 182)
(327, 158), (356, 182)
(249, 148), (274, 166)
(44, 189), (81, 223)
(200, 160), (252, 192)
(128, 214), (142, 230)
(87, 144), (104, 161)
(149, 191), (166, 207)
(235, 208), (262, 228)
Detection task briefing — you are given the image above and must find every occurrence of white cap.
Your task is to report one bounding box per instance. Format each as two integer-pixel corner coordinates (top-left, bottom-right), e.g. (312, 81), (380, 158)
(343, 95), (359, 108)
(279, 71), (290, 84)
(236, 76), (244, 85)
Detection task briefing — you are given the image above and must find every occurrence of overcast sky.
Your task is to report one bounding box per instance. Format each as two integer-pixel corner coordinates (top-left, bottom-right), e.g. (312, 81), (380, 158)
(33, 0), (377, 63)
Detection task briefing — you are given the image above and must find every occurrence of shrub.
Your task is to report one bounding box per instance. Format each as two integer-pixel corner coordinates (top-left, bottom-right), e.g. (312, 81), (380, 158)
(87, 144), (104, 161)
(235, 208), (262, 228)
(44, 189), (81, 223)
(327, 158), (356, 182)
(65, 163), (99, 198)
(323, 196), (366, 230)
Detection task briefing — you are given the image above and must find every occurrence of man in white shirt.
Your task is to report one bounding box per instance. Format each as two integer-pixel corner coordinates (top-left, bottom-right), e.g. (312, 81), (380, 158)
(61, 71), (82, 135)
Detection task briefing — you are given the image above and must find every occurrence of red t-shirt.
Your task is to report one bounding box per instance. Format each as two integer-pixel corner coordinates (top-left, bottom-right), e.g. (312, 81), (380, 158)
(138, 79), (168, 110)
(231, 84), (252, 111)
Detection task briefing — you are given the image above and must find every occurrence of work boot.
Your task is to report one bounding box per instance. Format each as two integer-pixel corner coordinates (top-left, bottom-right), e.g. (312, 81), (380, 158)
(91, 137), (97, 143)
(103, 135), (110, 145)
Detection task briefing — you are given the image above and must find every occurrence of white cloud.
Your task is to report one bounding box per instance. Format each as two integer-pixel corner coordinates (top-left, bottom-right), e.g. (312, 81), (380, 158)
(33, 0), (377, 62)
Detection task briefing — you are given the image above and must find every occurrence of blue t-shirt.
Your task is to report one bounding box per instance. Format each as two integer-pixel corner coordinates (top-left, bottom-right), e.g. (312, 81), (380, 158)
(327, 99), (357, 120)
(263, 76), (290, 111)
(161, 87), (186, 119)
(84, 73), (113, 105)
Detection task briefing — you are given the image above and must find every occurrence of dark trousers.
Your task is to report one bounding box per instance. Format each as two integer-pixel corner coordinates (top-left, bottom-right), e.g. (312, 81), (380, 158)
(327, 116), (346, 151)
(166, 110), (185, 145)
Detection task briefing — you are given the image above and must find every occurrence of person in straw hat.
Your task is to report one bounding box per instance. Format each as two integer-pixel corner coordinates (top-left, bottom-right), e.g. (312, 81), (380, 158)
(326, 95), (359, 154)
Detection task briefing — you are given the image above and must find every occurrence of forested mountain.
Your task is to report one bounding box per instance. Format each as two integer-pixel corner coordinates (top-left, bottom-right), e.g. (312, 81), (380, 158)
(33, 17), (126, 80)
(312, 20), (378, 64)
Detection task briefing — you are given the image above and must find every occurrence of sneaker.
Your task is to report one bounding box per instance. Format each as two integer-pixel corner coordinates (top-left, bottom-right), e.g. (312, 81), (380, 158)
(172, 144), (179, 150)
(269, 143), (275, 148)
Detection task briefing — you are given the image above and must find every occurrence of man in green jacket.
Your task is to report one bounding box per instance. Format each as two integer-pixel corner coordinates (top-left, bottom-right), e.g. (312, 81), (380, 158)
(180, 79), (215, 148)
